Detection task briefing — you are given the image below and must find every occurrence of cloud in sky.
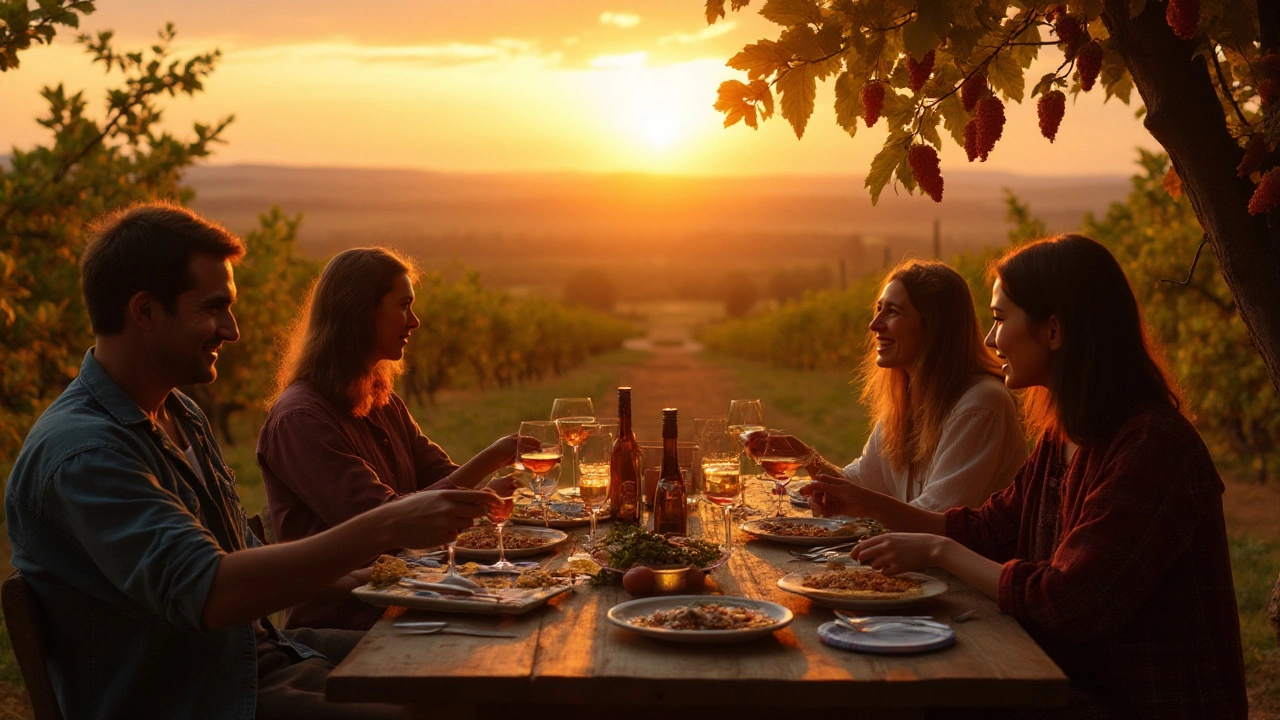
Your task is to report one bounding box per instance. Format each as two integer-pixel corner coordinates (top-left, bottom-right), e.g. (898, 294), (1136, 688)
(599, 12), (641, 28)
(232, 38), (560, 68)
(657, 21), (738, 45)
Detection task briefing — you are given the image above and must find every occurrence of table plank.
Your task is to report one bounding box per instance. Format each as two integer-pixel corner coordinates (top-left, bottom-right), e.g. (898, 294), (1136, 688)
(329, 484), (1068, 712)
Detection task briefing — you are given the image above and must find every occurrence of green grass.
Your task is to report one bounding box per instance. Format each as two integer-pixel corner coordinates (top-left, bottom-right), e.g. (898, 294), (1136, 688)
(1232, 536), (1280, 709)
(700, 350), (870, 464)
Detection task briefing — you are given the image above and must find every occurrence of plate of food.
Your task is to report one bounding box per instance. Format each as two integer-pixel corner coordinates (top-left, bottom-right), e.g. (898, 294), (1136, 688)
(510, 500), (610, 528)
(776, 566), (946, 609)
(589, 523), (728, 573)
(351, 554), (581, 615)
(451, 526), (569, 560)
(607, 595), (792, 644)
(740, 516), (887, 546)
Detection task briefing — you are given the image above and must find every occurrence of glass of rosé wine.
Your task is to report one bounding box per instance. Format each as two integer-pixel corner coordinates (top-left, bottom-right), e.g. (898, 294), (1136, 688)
(551, 397), (595, 498)
(518, 421), (563, 527)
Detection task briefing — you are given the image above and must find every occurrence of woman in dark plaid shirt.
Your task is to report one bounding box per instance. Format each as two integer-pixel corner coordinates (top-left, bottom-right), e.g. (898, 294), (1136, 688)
(803, 235), (1247, 719)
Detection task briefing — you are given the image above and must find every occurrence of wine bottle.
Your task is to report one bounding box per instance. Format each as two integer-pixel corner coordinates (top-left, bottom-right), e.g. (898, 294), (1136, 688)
(652, 408), (687, 536)
(608, 387), (642, 524)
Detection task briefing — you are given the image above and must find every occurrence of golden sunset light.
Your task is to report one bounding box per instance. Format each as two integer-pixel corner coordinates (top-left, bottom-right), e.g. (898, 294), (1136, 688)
(0, 0), (1156, 175)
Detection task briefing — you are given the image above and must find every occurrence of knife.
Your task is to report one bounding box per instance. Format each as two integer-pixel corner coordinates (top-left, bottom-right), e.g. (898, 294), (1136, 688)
(394, 627), (518, 638)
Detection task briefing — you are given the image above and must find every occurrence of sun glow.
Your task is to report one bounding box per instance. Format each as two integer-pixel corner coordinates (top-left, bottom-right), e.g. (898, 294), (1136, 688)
(587, 57), (727, 161)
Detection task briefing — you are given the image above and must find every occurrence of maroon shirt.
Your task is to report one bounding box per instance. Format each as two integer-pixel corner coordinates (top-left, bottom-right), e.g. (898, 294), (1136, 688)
(257, 381), (458, 629)
(946, 406), (1246, 719)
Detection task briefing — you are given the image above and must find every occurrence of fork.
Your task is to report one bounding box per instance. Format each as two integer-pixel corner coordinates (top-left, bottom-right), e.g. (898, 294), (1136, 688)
(789, 542), (861, 560)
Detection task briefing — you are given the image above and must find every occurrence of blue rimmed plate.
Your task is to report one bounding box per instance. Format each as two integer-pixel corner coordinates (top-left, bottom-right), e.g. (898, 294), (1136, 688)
(817, 618), (955, 654)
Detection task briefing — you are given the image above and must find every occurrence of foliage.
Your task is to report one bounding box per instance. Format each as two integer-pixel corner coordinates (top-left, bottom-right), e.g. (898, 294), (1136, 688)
(1084, 150), (1280, 481)
(400, 272), (633, 405)
(706, 0), (1268, 209)
(0, 26), (233, 458)
(594, 523), (723, 570)
(0, 0), (95, 70)
(562, 267), (618, 313)
(183, 209), (319, 445)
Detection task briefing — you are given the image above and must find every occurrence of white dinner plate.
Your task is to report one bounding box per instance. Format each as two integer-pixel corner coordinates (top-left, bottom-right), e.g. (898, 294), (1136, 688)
(739, 517), (881, 546)
(606, 595), (793, 644)
(451, 526), (569, 561)
(817, 618), (956, 654)
(776, 569), (947, 610)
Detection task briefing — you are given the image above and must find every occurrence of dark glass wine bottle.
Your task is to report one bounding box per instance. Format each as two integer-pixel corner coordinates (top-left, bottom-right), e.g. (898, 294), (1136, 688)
(608, 387), (642, 524)
(652, 408), (687, 536)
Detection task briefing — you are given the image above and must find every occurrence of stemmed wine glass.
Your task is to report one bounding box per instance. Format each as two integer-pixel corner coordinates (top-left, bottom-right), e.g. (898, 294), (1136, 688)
(758, 430), (813, 517)
(550, 398), (595, 498)
(518, 421), (563, 527)
(576, 423), (615, 545)
(486, 489), (517, 571)
(726, 399), (766, 516)
(698, 419), (742, 554)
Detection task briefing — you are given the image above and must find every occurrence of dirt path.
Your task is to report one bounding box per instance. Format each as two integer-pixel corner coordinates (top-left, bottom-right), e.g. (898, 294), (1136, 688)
(609, 346), (740, 440)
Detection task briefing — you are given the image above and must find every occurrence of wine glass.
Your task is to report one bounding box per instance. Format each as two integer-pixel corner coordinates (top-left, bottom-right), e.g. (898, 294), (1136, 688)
(518, 421), (563, 527)
(699, 419), (741, 554)
(576, 423), (615, 545)
(486, 489), (517, 571)
(726, 399), (766, 515)
(758, 430), (813, 517)
(551, 398), (595, 498)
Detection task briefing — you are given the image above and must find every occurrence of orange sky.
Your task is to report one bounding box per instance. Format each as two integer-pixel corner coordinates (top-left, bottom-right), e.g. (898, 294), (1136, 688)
(0, 0), (1158, 176)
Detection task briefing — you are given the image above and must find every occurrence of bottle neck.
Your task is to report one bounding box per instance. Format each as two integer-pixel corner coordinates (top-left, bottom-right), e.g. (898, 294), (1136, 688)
(618, 396), (632, 437)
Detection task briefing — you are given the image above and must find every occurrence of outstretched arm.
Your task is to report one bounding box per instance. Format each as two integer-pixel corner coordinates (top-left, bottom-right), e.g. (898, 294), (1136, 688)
(202, 489), (499, 630)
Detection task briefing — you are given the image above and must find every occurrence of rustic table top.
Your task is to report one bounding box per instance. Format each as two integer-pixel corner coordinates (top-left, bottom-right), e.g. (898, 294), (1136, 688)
(327, 481), (1068, 716)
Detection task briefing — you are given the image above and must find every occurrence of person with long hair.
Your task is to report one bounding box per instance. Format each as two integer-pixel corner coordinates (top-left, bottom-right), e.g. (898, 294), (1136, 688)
(771, 259), (1025, 511)
(257, 247), (519, 630)
(803, 236), (1246, 718)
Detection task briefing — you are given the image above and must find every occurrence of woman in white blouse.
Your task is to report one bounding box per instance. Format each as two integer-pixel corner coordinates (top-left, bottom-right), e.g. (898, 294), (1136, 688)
(780, 260), (1026, 511)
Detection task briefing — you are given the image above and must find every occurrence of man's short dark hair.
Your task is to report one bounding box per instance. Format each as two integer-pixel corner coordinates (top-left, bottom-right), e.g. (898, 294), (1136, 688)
(81, 202), (246, 335)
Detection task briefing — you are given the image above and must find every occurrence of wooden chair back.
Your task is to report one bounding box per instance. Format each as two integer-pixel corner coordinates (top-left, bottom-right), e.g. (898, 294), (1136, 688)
(1, 572), (64, 720)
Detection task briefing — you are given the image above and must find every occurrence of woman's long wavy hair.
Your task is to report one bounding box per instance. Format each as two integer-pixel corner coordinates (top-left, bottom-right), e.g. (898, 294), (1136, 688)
(273, 247), (418, 417)
(859, 260), (1004, 473)
(991, 234), (1182, 445)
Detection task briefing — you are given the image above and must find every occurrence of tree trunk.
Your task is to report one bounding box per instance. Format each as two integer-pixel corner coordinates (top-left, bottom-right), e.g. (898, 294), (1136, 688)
(1103, 0), (1280, 394)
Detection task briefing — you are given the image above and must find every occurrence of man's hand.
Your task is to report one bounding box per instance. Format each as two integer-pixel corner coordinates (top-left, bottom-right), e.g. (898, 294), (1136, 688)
(481, 472), (520, 499)
(382, 489), (499, 548)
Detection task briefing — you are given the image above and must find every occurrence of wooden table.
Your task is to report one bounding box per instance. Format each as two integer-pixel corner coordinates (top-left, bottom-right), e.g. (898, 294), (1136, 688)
(328, 483), (1068, 718)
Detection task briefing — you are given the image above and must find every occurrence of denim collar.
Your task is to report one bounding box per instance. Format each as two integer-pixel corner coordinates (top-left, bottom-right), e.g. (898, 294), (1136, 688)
(77, 349), (198, 429)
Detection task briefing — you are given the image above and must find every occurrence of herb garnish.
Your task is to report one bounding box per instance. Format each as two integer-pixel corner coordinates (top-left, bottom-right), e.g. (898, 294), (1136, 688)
(594, 524), (722, 570)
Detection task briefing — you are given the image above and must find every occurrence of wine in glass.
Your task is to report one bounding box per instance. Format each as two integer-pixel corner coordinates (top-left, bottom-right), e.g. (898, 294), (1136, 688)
(576, 423), (615, 545)
(726, 399), (766, 515)
(699, 419), (742, 554)
(551, 397), (595, 498)
(486, 490), (517, 571)
(518, 421), (563, 527)
(758, 430), (812, 517)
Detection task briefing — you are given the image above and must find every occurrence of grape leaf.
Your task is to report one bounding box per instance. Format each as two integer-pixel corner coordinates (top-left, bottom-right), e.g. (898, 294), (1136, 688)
(706, 0), (727, 24)
(866, 135), (909, 204)
(778, 63), (818, 138)
(760, 0), (823, 27)
(833, 71), (862, 137)
(986, 51), (1025, 102)
(727, 39), (791, 81)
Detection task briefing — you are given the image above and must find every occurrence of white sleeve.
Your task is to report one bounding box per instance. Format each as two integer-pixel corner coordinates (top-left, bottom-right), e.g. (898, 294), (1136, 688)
(842, 423), (893, 496)
(910, 408), (1013, 511)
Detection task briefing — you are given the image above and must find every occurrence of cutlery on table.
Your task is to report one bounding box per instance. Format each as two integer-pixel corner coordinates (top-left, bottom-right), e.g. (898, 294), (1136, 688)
(397, 578), (505, 600)
(392, 621), (517, 638)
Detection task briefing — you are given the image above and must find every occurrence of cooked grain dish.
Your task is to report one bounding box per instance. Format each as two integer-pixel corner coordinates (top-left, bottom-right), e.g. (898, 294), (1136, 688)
(513, 503), (588, 520)
(455, 529), (550, 550)
(756, 520), (858, 537)
(628, 603), (775, 631)
(369, 554), (411, 587)
(801, 569), (923, 597)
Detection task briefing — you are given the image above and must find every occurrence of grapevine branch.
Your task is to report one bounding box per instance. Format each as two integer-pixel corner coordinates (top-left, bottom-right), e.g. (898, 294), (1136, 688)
(1210, 45), (1252, 131)
(1157, 234), (1209, 287)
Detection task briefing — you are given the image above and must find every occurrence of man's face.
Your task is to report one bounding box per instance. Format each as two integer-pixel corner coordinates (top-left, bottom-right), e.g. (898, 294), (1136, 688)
(152, 254), (240, 386)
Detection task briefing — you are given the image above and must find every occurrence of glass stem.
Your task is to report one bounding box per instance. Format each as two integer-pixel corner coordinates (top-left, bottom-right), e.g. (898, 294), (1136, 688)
(588, 506), (597, 545)
(723, 506), (733, 554)
(496, 522), (507, 566)
(446, 544), (458, 576)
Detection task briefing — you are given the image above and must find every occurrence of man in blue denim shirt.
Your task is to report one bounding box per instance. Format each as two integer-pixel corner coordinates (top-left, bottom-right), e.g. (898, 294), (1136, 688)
(5, 203), (501, 719)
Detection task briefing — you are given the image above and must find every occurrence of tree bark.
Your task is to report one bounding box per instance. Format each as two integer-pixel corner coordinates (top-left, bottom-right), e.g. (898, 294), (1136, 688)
(1103, 0), (1280, 394)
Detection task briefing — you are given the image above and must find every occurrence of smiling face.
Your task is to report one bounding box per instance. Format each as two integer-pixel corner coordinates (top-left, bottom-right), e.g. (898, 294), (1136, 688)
(868, 279), (925, 373)
(152, 253), (240, 386)
(985, 279), (1057, 390)
(371, 273), (420, 363)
